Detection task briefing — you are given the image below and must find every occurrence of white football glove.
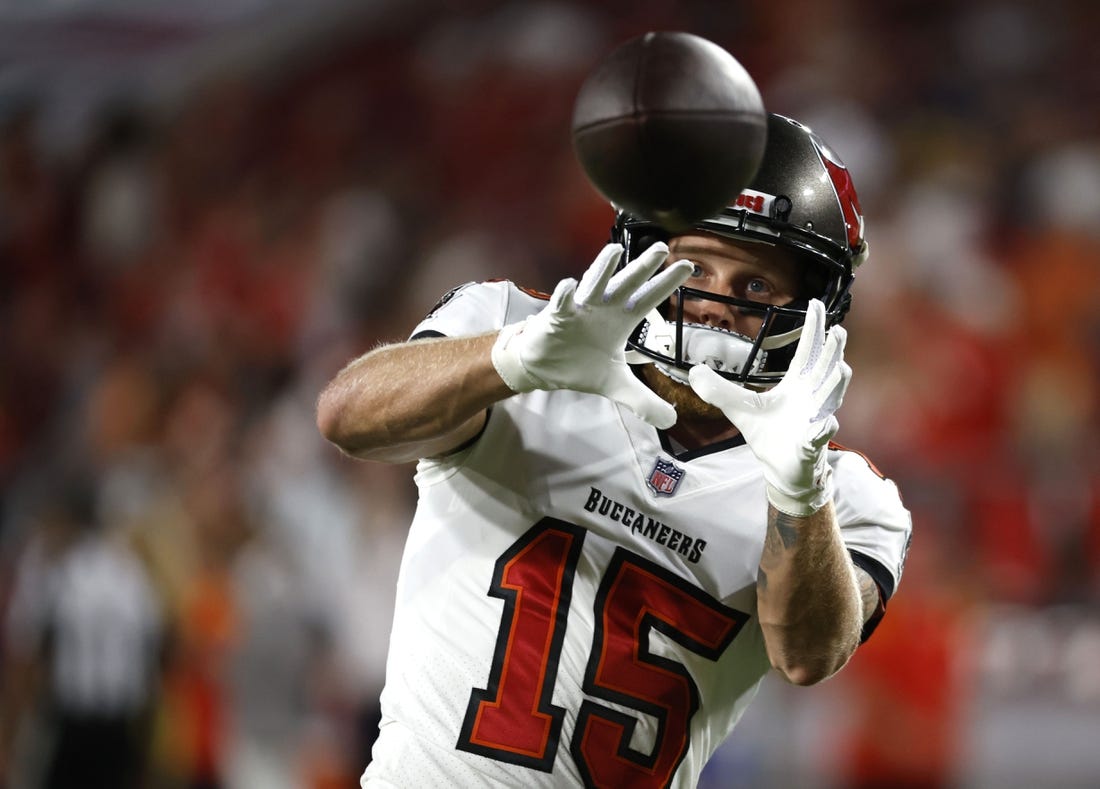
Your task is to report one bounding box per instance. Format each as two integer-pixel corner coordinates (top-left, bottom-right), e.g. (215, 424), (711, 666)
(492, 242), (693, 429)
(688, 300), (851, 517)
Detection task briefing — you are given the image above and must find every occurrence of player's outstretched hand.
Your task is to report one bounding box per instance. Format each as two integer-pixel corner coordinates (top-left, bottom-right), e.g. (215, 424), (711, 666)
(688, 300), (851, 516)
(492, 242), (693, 429)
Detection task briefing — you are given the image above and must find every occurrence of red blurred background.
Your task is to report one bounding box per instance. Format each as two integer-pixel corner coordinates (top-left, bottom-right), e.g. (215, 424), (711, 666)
(1, 2), (1098, 787)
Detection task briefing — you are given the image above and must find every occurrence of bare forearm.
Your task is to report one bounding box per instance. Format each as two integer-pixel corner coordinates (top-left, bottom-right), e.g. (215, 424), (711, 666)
(316, 332), (514, 462)
(756, 500), (862, 686)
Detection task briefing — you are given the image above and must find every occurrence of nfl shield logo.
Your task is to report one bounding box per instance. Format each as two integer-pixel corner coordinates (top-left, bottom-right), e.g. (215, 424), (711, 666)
(647, 458), (685, 497)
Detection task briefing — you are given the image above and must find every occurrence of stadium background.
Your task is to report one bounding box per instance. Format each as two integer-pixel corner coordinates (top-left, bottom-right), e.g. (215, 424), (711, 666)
(1, 1), (1098, 787)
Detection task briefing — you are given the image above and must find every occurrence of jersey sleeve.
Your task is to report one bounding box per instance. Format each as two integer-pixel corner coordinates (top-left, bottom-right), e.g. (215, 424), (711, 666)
(829, 446), (913, 641)
(409, 280), (547, 340)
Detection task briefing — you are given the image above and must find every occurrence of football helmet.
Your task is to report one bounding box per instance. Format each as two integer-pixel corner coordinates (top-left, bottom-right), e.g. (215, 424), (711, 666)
(616, 112), (869, 386)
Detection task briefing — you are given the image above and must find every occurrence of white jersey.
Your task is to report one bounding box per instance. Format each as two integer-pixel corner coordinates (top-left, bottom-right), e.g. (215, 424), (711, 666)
(364, 281), (911, 789)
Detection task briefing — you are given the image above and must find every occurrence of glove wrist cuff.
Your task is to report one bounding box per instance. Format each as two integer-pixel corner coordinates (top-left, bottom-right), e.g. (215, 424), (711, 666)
(491, 320), (537, 393)
(765, 465), (834, 518)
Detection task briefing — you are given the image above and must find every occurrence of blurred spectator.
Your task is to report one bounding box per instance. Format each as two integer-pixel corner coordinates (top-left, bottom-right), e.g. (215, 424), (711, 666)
(77, 104), (163, 276)
(222, 526), (327, 789)
(1, 473), (164, 789)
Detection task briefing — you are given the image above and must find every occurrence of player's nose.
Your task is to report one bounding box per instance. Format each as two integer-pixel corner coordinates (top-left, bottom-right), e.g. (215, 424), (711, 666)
(698, 298), (763, 337)
(696, 299), (738, 330)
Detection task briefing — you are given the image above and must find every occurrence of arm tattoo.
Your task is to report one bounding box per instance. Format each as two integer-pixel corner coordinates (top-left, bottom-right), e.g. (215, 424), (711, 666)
(766, 508), (802, 552)
(855, 567), (881, 624)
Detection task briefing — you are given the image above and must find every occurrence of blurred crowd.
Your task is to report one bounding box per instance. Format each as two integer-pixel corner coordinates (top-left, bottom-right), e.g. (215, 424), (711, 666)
(1, 1), (1099, 787)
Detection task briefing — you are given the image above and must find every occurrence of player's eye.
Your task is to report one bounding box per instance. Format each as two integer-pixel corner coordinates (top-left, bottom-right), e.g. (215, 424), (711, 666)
(746, 278), (770, 296)
(690, 263), (704, 278)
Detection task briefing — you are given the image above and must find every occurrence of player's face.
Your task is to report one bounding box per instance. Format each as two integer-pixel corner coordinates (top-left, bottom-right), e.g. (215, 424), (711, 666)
(667, 232), (801, 337)
(639, 232), (804, 422)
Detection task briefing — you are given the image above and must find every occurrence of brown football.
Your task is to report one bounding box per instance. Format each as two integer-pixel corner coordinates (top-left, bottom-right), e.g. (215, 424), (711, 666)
(572, 31), (767, 231)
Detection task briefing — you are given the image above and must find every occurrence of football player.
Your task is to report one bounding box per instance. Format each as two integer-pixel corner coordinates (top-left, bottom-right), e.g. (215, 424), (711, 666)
(317, 113), (911, 788)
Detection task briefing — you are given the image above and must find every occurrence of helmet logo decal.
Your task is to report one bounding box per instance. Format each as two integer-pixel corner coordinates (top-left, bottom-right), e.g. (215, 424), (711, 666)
(812, 139), (864, 252)
(809, 136), (866, 251)
(823, 157), (864, 252)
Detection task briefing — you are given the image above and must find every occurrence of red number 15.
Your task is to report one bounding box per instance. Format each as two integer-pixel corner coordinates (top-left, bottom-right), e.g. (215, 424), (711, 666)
(457, 519), (746, 788)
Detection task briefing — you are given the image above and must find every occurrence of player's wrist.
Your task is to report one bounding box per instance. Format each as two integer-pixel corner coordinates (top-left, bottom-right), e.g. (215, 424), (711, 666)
(491, 319), (540, 393)
(764, 464), (834, 518)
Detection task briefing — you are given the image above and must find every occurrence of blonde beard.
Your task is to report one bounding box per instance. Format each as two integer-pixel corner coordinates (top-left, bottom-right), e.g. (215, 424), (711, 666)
(639, 364), (728, 422)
